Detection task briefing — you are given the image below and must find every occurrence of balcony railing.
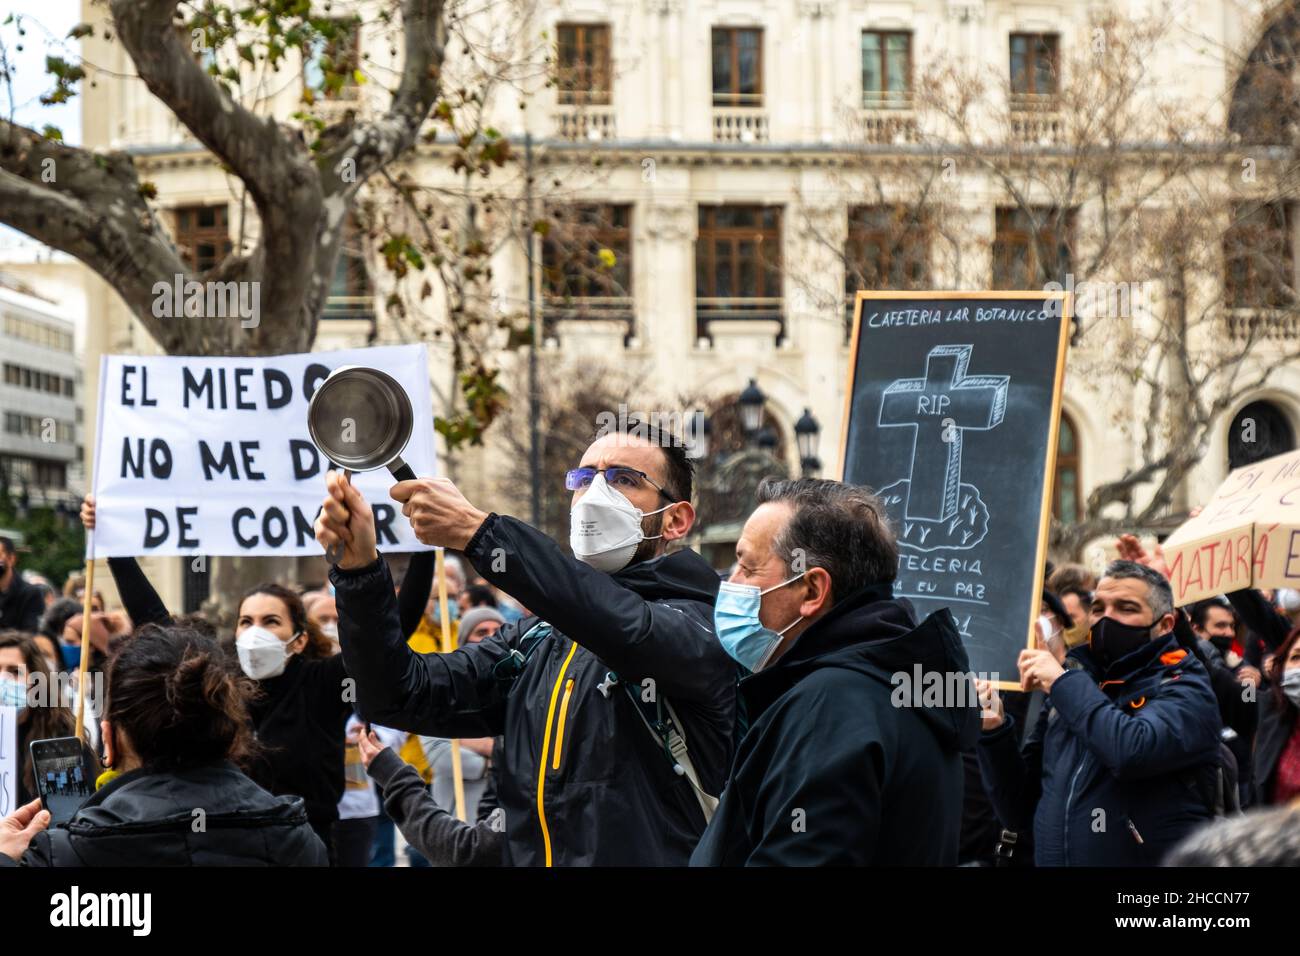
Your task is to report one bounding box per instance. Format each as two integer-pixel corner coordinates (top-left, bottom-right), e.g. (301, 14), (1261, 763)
(713, 108), (769, 144)
(553, 105), (617, 142)
(859, 109), (919, 145)
(696, 296), (784, 341)
(1010, 92), (1062, 144)
(1224, 307), (1300, 341)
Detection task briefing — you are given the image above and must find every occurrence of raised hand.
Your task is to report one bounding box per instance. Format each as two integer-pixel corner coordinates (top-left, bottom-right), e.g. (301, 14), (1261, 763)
(1018, 647), (1065, 694)
(1115, 533), (1171, 581)
(975, 679), (1004, 731)
(356, 728), (388, 769)
(314, 471), (378, 570)
(390, 477), (487, 551)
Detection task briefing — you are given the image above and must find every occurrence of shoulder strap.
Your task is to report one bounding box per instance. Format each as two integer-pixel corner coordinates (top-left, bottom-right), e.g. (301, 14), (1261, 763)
(663, 698), (720, 823)
(615, 676), (718, 824)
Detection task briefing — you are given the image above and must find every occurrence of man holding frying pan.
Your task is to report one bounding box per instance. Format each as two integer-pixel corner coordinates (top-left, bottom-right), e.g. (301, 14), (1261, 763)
(315, 417), (735, 866)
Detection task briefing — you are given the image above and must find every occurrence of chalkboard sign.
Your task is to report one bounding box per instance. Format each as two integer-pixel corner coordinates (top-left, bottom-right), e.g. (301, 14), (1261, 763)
(840, 291), (1070, 688)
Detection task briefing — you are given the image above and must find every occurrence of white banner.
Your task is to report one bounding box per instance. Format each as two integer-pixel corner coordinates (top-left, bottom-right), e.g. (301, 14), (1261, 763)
(89, 345), (437, 558)
(0, 705), (16, 816)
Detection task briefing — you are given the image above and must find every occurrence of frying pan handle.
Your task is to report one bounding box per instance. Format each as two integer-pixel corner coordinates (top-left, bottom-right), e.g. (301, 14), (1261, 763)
(388, 456), (417, 482)
(323, 468), (352, 565)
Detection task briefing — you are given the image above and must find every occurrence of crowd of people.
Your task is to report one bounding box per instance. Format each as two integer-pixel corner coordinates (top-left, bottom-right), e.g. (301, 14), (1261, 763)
(0, 417), (1297, 867)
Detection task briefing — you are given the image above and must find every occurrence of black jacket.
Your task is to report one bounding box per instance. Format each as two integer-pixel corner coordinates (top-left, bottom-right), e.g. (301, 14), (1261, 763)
(2, 761), (327, 866)
(977, 635), (1222, 866)
(332, 513), (736, 866)
(1226, 588), (1293, 668)
(0, 573), (44, 632)
(1253, 689), (1299, 805)
(690, 583), (980, 866)
(244, 652), (353, 831)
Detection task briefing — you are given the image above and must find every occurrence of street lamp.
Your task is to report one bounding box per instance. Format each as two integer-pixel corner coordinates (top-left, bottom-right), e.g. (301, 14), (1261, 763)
(795, 407), (821, 476)
(738, 378), (766, 439)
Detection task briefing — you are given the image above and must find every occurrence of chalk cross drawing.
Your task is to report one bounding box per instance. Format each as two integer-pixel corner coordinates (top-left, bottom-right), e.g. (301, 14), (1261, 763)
(878, 344), (1009, 522)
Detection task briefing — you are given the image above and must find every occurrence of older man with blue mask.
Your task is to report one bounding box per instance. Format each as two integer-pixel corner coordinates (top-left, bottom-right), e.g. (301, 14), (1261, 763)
(692, 477), (980, 866)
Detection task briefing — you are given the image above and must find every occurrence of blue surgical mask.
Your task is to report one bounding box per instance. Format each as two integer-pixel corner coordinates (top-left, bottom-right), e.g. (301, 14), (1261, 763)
(1282, 667), (1300, 708)
(60, 643), (81, 671)
(0, 675), (28, 714)
(714, 573), (806, 672)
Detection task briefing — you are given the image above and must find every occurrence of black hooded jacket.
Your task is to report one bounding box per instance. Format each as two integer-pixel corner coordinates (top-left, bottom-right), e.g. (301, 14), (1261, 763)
(332, 513), (736, 866)
(690, 582), (980, 866)
(3, 762), (327, 866)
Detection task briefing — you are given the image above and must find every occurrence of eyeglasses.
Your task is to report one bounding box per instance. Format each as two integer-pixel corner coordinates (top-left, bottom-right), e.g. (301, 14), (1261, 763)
(565, 466), (680, 502)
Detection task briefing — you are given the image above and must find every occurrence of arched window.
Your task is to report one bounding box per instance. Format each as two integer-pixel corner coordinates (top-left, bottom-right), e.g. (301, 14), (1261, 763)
(1053, 412), (1080, 525)
(1229, 400), (1296, 470)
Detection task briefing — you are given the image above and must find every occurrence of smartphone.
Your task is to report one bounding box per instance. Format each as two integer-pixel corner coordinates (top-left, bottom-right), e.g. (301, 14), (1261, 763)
(29, 737), (95, 826)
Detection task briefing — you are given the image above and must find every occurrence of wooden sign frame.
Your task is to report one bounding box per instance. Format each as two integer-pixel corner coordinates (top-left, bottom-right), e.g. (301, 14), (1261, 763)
(840, 290), (1072, 692)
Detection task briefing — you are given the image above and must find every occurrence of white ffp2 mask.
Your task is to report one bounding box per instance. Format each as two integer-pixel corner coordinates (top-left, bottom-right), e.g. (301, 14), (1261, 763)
(569, 473), (671, 573)
(236, 625), (297, 680)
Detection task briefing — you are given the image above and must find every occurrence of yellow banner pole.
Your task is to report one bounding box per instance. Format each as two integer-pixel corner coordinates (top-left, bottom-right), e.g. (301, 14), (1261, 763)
(73, 554), (95, 741)
(434, 548), (467, 822)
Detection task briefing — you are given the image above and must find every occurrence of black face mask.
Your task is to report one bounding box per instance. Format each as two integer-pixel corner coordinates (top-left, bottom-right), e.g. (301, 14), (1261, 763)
(1208, 635), (1234, 653)
(1089, 616), (1155, 668)
(0, 561), (8, 578)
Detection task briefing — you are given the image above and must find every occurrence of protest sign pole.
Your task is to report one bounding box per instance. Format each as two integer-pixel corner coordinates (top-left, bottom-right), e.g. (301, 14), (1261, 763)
(74, 545), (94, 741)
(76, 356), (109, 743)
(435, 547), (468, 821)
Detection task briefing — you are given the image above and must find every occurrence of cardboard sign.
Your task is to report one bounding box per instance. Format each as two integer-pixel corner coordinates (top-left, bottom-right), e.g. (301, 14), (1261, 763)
(1163, 448), (1300, 605)
(89, 345), (437, 558)
(840, 291), (1071, 688)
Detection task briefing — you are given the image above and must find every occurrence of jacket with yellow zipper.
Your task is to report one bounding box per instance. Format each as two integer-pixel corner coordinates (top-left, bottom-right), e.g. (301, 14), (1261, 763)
(331, 512), (735, 866)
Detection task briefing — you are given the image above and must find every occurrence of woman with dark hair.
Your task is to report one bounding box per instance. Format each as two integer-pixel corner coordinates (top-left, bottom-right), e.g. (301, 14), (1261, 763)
(1253, 626), (1300, 805)
(0, 623), (327, 866)
(0, 631), (91, 809)
(233, 581), (354, 857)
